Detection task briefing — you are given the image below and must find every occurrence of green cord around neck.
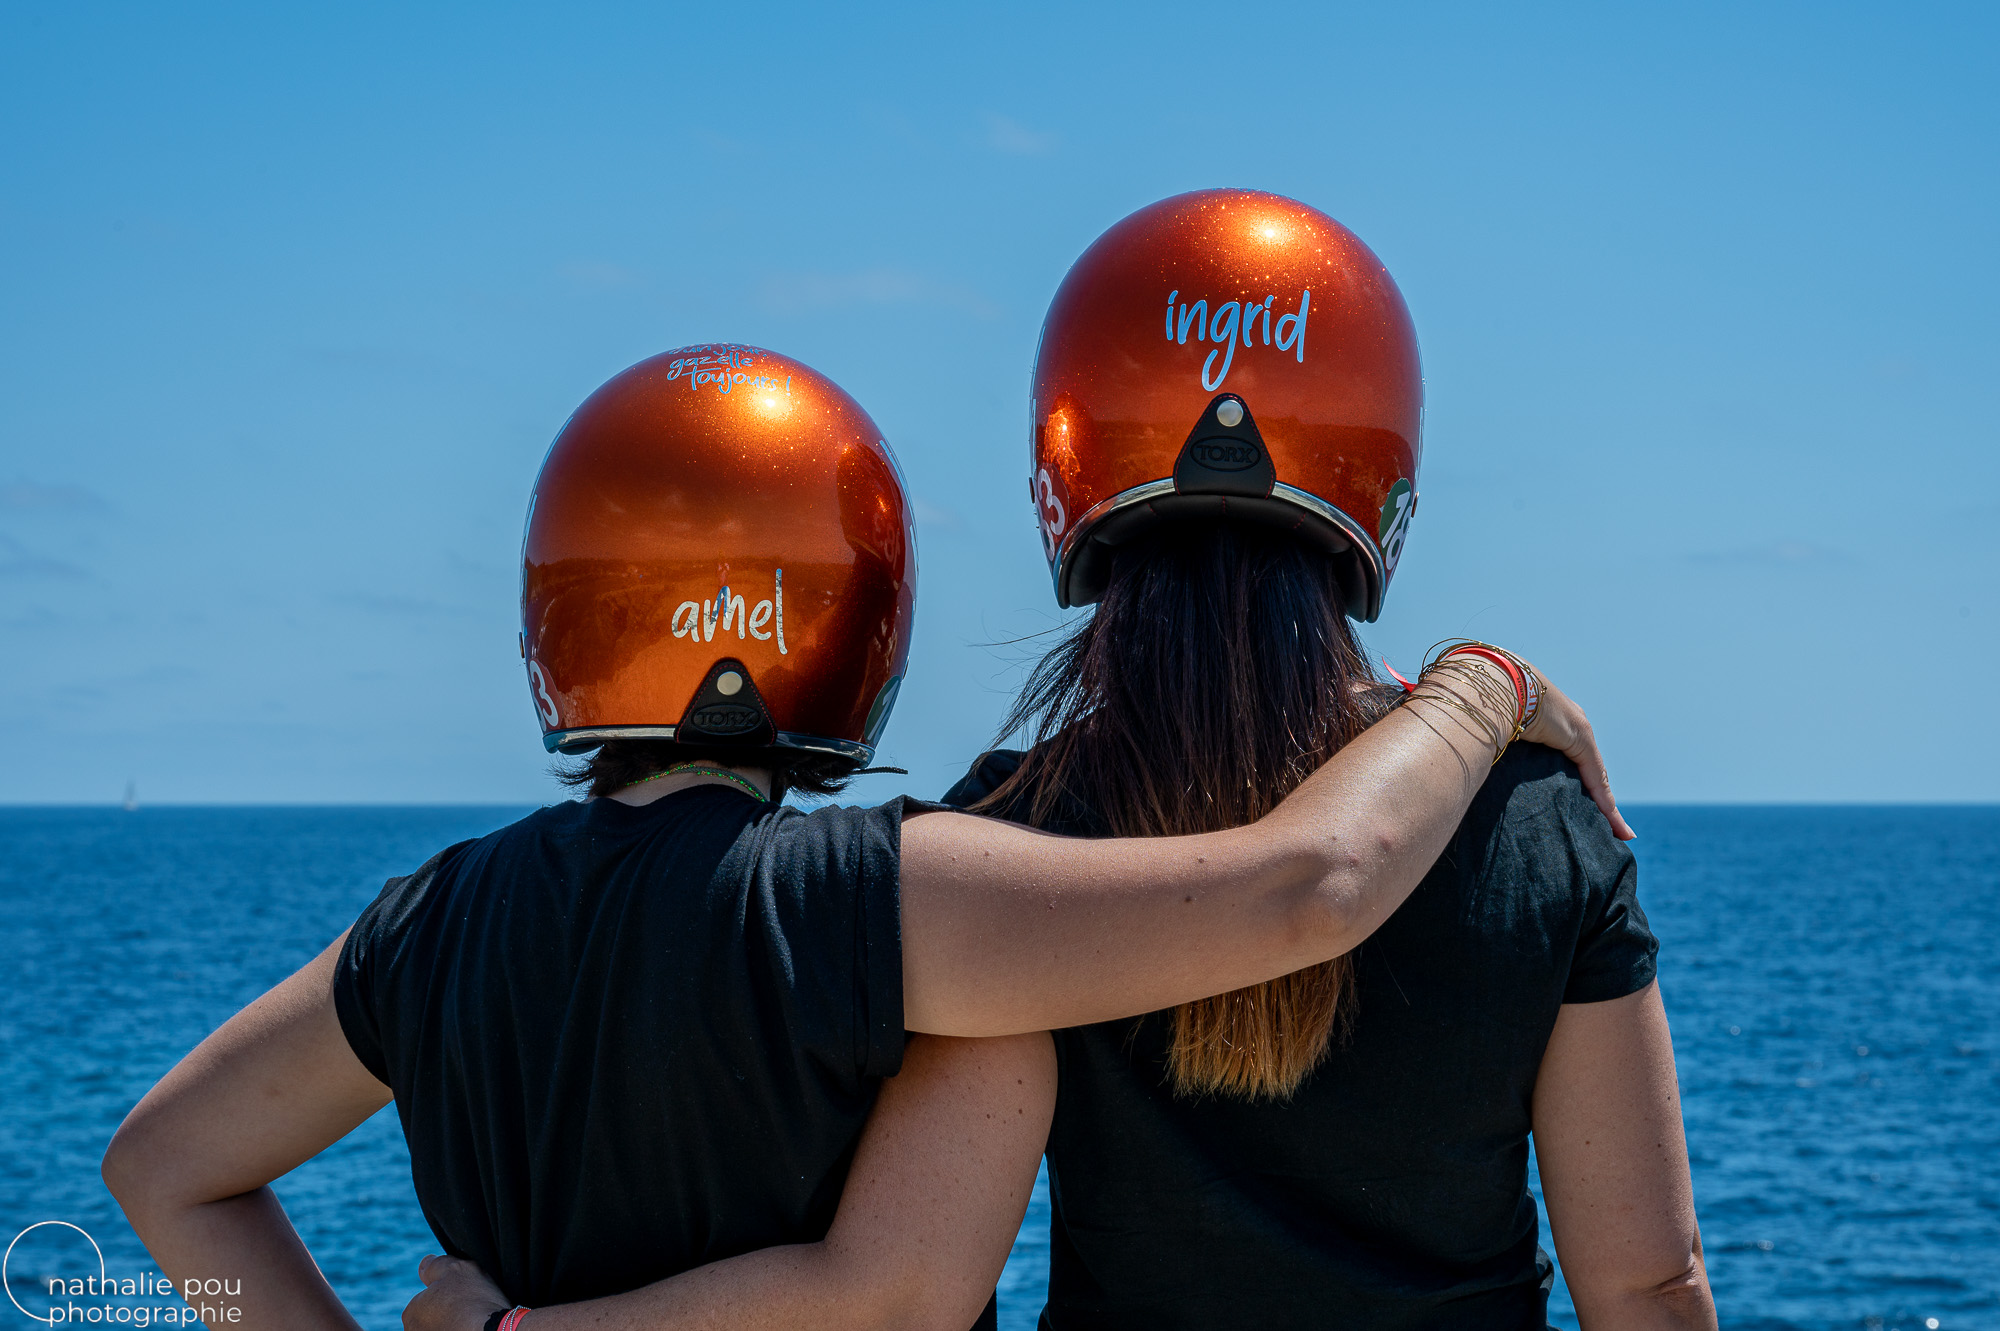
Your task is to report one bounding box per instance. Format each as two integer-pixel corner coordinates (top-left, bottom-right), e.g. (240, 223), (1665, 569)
(628, 762), (768, 802)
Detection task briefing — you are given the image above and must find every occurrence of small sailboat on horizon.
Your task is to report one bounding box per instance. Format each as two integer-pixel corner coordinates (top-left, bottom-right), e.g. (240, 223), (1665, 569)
(122, 780), (138, 812)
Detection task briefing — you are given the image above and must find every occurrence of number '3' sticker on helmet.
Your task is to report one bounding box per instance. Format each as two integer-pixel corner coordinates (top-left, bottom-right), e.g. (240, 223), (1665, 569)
(527, 660), (562, 726)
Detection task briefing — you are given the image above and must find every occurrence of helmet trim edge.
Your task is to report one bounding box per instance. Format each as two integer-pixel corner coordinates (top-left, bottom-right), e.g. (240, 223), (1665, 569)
(543, 726), (876, 764)
(1049, 477), (1389, 621)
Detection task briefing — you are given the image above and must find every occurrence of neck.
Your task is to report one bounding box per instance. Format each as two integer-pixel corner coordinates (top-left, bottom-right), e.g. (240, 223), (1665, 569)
(608, 762), (775, 807)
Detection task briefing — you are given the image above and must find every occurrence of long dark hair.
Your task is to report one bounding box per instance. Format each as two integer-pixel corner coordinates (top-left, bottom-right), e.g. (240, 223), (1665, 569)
(977, 521), (1395, 1099)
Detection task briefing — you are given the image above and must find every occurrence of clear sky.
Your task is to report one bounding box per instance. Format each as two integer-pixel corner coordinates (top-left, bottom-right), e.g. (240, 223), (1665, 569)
(2, 2), (1994, 805)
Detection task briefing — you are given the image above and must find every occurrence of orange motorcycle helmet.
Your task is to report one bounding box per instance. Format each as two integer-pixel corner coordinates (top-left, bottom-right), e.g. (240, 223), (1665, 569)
(520, 344), (915, 765)
(1031, 188), (1422, 622)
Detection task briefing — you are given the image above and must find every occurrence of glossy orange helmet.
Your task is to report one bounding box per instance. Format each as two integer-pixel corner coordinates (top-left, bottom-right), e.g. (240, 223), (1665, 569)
(520, 344), (915, 765)
(1031, 189), (1422, 622)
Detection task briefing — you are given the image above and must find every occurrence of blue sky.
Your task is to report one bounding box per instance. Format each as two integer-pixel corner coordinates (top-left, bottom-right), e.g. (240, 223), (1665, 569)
(2, 2), (1994, 804)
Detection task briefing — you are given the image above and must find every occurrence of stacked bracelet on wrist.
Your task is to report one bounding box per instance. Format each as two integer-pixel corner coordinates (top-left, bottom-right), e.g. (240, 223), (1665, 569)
(1406, 640), (1537, 765)
(1437, 644), (1526, 716)
(485, 1310), (532, 1331)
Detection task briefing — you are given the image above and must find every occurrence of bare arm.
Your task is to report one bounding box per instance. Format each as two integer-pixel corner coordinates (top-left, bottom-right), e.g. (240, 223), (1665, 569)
(1533, 983), (1716, 1329)
(902, 657), (1629, 1035)
(101, 932), (392, 1330)
(404, 1034), (1057, 1331)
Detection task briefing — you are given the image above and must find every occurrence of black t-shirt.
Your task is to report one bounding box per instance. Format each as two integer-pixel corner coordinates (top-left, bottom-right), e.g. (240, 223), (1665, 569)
(943, 743), (1658, 1331)
(333, 788), (926, 1310)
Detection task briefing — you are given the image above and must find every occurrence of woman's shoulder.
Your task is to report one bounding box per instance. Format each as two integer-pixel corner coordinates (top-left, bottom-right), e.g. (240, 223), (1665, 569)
(937, 748), (1108, 837)
(1482, 742), (1595, 822)
(939, 749), (1026, 810)
(1467, 743), (1639, 908)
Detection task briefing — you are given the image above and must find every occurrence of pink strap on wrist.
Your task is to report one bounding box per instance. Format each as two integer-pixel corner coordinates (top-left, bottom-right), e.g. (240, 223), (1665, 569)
(498, 1309), (532, 1331)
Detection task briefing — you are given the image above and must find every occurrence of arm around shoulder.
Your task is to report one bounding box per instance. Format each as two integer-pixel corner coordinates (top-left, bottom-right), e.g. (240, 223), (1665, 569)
(408, 1032), (1056, 1331)
(900, 667), (1506, 1035)
(897, 653), (1630, 1037)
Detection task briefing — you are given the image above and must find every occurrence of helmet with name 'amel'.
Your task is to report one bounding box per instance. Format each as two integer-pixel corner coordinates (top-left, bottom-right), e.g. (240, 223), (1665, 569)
(520, 344), (915, 764)
(1030, 188), (1422, 621)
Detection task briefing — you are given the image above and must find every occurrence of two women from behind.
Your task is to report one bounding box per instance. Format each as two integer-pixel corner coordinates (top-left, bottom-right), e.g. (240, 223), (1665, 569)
(101, 338), (1626, 1331)
(406, 191), (1712, 1330)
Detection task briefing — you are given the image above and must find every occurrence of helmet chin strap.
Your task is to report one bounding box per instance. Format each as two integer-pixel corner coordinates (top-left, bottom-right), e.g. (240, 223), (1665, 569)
(676, 659), (777, 747)
(1172, 393), (1276, 499)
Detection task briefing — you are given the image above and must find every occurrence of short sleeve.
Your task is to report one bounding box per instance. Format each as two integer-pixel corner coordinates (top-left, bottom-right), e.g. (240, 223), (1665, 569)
(1554, 778), (1658, 1004)
(332, 842), (467, 1087)
(754, 797), (949, 1082)
(855, 798), (936, 1077)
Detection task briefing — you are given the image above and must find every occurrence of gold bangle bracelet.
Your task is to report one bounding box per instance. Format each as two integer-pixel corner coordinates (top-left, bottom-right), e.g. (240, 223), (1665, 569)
(1410, 658), (1522, 764)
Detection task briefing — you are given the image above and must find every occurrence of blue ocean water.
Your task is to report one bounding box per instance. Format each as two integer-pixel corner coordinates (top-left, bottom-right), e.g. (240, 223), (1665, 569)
(1, 805), (1994, 1330)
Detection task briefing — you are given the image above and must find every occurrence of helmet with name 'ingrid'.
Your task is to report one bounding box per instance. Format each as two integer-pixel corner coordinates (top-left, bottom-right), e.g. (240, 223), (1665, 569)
(1030, 188), (1422, 621)
(521, 344), (915, 764)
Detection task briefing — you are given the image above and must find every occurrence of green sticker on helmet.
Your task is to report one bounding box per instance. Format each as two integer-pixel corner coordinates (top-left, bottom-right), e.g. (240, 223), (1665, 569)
(862, 674), (903, 747)
(1378, 479), (1415, 575)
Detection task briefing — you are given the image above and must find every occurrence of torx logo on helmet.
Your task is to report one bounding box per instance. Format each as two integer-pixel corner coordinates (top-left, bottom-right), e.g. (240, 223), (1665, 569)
(687, 703), (762, 735)
(1187, 440), (1263, 472)
(1162, 289), (1311, 391)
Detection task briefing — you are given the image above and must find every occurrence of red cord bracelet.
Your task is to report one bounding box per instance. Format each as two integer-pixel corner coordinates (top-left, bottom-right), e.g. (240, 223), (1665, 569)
(1438, 645), (1528, 723)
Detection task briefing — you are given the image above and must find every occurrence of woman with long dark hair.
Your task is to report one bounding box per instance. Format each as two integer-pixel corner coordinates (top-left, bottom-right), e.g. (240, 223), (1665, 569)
(943, 520), (1710, 1327)
(971, 523), (1416, 1102)
(914, 191), (1712, 1327)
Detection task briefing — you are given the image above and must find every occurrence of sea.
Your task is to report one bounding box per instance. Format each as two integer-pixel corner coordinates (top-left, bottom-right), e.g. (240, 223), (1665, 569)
(2, 804), (1994, 1330)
